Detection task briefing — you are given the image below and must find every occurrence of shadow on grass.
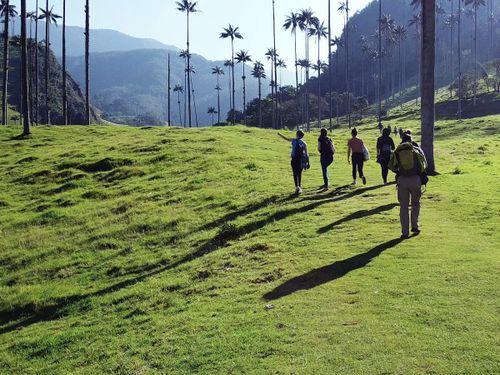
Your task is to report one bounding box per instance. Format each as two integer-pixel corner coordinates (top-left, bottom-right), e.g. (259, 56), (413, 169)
(317, 203), (399, 234)
(0, 184), (390, 335)
(263, 238), (404, 301)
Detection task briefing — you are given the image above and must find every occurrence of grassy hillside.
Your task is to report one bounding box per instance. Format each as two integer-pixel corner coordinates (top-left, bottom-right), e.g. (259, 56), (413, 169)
(0, 115), (499, 373)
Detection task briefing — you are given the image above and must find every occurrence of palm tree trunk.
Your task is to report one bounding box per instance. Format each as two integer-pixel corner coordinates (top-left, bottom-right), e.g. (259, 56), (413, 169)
(450, 0), (454, 98)
(458, 0), (462, 118)
(272, 0), (278, 129)
(294, 30), (299, 93)
(85, 0), (90, 125)
(242, 63), (246, 125)
(216, 74), (221, 125)
(62, 0), (67, 125)
(377, 0), (382, 127)
(177, 92), (182, 125)
(34, 0), (38, 125)
(473, 7), (477, 106)
(167, 54), (171, 126)
(345, 0), (351, 127)
(45, 0), (49, 125)
(231, 39), (235, 125)
(20, 0), (30, 135)
(186, 12), (192, 127)
(2, 0), (9, 126)
(258, 76), (262, 127)
(305, 32), (310, 131)
(328, 0), (333, 131)
(421, 0), (436, 173)
(317, 36), (321, 129)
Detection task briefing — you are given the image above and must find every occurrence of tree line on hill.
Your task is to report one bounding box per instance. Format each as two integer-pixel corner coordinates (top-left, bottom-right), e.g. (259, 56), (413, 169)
(0, 0), (93, 133)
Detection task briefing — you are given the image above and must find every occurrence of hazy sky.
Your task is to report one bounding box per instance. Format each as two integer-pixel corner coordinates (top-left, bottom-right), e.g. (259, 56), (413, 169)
(13, 0), (372, 74)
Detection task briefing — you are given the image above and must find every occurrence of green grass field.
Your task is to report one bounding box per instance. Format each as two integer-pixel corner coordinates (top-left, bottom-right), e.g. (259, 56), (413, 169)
(0, 113), (499, 374)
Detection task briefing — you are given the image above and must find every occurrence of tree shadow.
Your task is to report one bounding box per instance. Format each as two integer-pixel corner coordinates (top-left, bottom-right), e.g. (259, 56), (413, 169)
(0, 185), (391, 335)
(263, 238), (404, 301)
(317, 203), (399, 234)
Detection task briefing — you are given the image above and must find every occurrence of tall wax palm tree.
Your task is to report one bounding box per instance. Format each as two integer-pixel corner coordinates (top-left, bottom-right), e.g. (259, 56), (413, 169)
(39, 4), (61, 125)
(235, 50), (252, 125)
(20, 0), (30, 134)
(1, 0), (17, 125)
(298, 8), (317, 131)
(176, 0), (198, 128)
(207, 107), (217, 126)
(224, 59), (233, 117)
(457, 0), (462, 118)
(420, 0), (436, 173)
(465, 0), (486, 105)
(251, 61), (266, 127)
(212, 66), (224, 125)
(309, 20), (327, 128)
(393, 25), (407, 95)
(283, 11), (300, 93)
(173, 84), (183, 125)
(220, 24), (243, 125)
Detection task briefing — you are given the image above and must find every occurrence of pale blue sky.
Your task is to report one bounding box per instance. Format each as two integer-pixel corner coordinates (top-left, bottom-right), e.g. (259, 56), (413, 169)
(13, 0), (372, 72)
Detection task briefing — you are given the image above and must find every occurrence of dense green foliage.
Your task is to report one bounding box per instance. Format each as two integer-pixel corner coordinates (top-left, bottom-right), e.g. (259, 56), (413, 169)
(0, 109), (498, 373)
(1, 43), (97, 125)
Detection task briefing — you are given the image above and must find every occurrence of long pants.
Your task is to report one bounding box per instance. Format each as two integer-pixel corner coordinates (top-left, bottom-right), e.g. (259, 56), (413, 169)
(352, 152), (364, 180)
(291, 160), (303, 188)
(380, 153), (391, 183)
(321, 155), (333, 187)
(397, 174), (422, 236)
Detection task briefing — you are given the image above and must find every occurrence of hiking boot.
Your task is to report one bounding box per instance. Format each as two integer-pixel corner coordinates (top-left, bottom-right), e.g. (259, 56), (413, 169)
(362, 176), (367, 185)
(352, 180), (357, 186)
(411, 228), (421, 235)
(297, 187), (303, 195)
(400, 234), (410, 240)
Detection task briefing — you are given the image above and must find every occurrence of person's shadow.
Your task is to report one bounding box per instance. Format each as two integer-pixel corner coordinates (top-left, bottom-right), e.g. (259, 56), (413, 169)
(263, 238), (403, 301)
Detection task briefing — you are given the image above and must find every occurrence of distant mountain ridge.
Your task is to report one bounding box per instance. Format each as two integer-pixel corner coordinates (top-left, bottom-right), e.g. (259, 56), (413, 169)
(17, 22), (179, 56)
(67, 48), (259, 126)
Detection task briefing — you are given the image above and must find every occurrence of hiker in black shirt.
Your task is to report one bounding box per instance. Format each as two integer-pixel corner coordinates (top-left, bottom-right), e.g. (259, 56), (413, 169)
(377, 127), (396, 184)
(317, 128), (335, 190)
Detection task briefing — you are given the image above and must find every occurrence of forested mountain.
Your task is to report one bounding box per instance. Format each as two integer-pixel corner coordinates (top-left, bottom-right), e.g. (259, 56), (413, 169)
(2, 44), (97, 125)
(310, 0), (500, 109)
(66, 49), (259, 126)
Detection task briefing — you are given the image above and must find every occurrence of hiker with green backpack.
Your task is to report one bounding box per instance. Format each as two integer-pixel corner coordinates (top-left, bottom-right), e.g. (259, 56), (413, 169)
(278, 131), (310, 195)
(389, 134), (428, 239)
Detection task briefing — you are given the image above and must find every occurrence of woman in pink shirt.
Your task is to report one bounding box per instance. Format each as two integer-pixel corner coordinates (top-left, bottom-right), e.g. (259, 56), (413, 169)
(347, 128), (367, 185)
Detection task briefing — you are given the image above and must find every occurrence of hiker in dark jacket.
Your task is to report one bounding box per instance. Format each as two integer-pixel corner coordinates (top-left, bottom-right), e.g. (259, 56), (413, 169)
(317, 128), (335, 190)
(278, 130), (309, 195)
(376, 127), (396, 184)
(389, 134), (428, 239)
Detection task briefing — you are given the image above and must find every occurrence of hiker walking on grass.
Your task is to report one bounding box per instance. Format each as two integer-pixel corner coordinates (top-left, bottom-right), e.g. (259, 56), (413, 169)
(347, 128), (367, 186)
(318, 128), (335, 190)
(377, 127), (396, 184)
(389, 134), (428, 239)
(278, 130), (310, 195)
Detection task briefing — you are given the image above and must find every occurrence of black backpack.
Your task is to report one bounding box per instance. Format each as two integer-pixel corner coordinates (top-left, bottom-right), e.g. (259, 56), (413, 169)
(292, 140), (306, 162)
(319, 137), (334, 157)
